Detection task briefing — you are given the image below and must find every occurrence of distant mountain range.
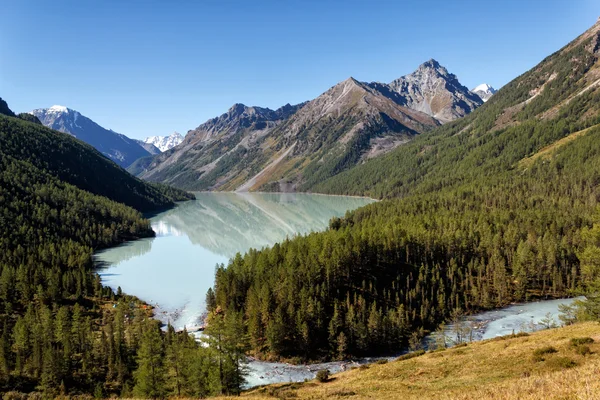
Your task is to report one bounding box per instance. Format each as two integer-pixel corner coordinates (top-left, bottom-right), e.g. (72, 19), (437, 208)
(144, 132), (184, 152)
(30, 106), (152, 168)
(471, 83), (497, 102)
(131, 59), (488, 191)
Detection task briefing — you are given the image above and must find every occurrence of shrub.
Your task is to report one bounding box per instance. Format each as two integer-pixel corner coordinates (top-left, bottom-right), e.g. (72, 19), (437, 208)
(575, 345), (591, 356)
(570, 337), (594, 346)
(329, 390), (357, 397)
(375, 359), (389, 365)
(533, 346), (558, 357)
(396, 349), (426, 361)
(490, 332), (530, 342)
(316, 369), (330, 383)
(546, 356), (577, 370)
(359, 364), (369, 370)
(531, 353), (545, 363)
(454, 342), (468, 348)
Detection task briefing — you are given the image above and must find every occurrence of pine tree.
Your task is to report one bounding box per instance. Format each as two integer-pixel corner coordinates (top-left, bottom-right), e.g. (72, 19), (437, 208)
(203, 308), (249, 395)
(133, 321), (165, 399)
(577, 210), (600, 319)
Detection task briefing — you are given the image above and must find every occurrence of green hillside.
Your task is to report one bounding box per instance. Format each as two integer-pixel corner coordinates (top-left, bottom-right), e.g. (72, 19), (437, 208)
(212, 21), (600, 361)
(0, 105), (201, 396)
(0, 114), (194, 213)
(310, 28), (600, 198)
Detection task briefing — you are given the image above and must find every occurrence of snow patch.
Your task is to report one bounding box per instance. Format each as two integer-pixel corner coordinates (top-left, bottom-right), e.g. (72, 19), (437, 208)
(47, 105), (69, 113)
(473, 83), (493, 92)
(144, 132), (184, 152)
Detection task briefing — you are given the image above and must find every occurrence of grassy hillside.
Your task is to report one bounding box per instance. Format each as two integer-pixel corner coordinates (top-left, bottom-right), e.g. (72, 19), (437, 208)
(212, 21), (600, 361)
(227, 322), (600, 400)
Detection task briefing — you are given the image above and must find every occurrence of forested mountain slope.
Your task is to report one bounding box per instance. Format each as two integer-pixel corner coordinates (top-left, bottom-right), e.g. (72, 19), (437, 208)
(311, 19), (600, 197)
(0, 102), (198, 396)
(212, 20), (600, 361)
(0, 114), (193, 212)
(31, 106), (153, 168)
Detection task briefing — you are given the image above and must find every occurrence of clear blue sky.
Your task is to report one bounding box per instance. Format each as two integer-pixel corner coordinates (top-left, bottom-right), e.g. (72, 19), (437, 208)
(1, 0), (598, 139)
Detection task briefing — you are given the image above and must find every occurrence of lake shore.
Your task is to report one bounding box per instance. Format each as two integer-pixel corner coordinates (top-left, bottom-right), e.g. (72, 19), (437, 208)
(240, 296), (579, 388)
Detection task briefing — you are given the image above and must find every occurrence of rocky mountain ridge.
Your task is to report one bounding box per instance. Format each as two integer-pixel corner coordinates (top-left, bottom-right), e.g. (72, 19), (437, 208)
(131, 60), (485, 191)
(379, 59), (483, 122)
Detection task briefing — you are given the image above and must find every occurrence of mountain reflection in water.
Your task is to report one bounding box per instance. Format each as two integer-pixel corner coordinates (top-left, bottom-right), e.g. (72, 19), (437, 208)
(94, 192), (374, 329)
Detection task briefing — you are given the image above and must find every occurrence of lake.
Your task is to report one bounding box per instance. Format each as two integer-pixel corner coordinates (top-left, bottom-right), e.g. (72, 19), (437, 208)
(94, 192), (374, 330)
(94, 192), (579, 388)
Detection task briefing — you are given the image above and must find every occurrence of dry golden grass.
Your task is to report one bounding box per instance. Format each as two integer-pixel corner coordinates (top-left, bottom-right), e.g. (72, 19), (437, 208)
(221, 322), (600, 400)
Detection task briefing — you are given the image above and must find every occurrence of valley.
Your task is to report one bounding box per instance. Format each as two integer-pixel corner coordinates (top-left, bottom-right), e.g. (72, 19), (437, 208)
(94, 192), (374, 330)
(2, 4), (600, 399)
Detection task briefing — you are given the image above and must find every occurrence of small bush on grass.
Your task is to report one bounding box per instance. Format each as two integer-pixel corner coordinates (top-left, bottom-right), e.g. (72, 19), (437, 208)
(532, 346), (558, 362)
(396, 350), (426, 361)
(329, 390), (357, 397)
(316, 369), (330, 383)
(533, 346), (558, 357)
(570, 337), (594, 346)
(547, 356), (577, 370)
(375, 359), (388, 365)
(575, 345), (591, 356)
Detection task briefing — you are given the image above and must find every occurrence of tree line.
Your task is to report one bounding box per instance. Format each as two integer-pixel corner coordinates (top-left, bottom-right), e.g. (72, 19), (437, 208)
(212, 34), (600, 361)
(0, 109), (249, 398)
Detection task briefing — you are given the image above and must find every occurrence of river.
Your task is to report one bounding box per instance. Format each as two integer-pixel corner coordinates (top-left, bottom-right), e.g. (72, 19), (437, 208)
(93, 192), (577, 388)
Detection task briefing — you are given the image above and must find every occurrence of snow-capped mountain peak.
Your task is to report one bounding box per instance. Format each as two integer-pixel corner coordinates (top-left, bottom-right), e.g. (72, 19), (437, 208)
(471, 83), (497, 102)
(473, 83), (492, 92)
(144, 132), (184, 152)
(47, 105), (70, 114)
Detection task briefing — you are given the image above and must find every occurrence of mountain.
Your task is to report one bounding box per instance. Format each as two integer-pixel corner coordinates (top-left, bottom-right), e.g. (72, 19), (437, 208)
(136, 139), (161, 155)
(211, 19), (600, 362)
(1, 108), (193, 212)
(472, 83), (497, 102)
(132, 60), (479, 192)
(30, 105), (152, 167)
(373, 59), (483, 122)
(132, 76), (442, 191)
(0, 97), (16, 117)
(144, 131), (184, 152)
(0, 97), (195, 394)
